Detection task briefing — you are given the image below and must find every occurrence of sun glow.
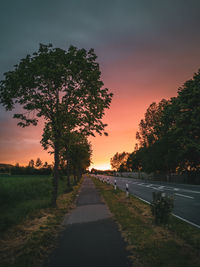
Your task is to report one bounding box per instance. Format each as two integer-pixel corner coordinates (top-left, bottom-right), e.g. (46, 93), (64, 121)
(89, 163), (111, 171)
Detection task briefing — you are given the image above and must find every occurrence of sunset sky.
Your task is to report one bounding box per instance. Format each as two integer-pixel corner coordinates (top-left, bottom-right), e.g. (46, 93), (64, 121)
(1, 0), (200, 170)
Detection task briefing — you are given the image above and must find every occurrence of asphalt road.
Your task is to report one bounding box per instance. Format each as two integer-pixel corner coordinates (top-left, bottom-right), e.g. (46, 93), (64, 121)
(92, 175), (200, 228)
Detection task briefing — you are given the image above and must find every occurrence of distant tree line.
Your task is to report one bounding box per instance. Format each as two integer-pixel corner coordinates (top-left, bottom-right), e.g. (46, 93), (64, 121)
(110, 152), (130, 172)
(0, 159), (52, 175)
(59, 132), (92, 185)
(0, 137), (92, 179)
(90, 168), (114, 176)
(111, 70), (200, 184)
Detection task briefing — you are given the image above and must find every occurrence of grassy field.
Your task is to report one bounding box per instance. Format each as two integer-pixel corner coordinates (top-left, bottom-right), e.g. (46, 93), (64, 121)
(0, 175), (82, 267)
(92, 177), (200, 267)
(0, 174), (73, 233)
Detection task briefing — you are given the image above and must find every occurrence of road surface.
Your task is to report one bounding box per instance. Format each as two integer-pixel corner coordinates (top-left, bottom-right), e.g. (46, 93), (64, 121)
(92, 174), (200, 228)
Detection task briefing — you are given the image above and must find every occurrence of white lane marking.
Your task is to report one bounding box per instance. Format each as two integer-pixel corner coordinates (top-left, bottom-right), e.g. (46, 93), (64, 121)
(137, 183), (164, 190)
(158, 186), (165, 189)
(130, 194), (200, 229)
(145, 184), (153, 187)
(95, 176), (200, 229)
(150, 187), (160, 190)
(137, 197), (151, 204)
(172, 214), (200, 229)
(175, 193), (194, 199)
(97, 175), (200, 194)
(181, 189), (200, 194)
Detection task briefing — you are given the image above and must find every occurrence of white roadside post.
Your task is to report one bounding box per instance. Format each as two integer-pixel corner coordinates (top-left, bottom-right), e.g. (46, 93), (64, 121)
(107, 178), (109, 183)
(126, 183), (129, 197)
(114, 179), (117, 190)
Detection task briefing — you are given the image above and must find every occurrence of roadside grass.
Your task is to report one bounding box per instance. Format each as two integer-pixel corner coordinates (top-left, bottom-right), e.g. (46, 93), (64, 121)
(0, 175), (74, 233)
(0, 177), (82, 267)
(92, 178), (200, 267)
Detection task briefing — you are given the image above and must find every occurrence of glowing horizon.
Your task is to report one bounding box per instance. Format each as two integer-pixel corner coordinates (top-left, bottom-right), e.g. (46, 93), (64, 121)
(0, 70), (198, 170)
(89, 162), (111, 171)
(1, 1), (200, 171)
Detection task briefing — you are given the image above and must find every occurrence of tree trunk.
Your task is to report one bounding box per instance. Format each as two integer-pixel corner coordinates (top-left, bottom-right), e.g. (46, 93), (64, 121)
(73, 166), (77, 185)
(51, 141), (59, 206)
(67, 170), (71, 187)
(51, 89), (61, 206)
(78, 168), (82, 182)
(66, 155), (71, 188)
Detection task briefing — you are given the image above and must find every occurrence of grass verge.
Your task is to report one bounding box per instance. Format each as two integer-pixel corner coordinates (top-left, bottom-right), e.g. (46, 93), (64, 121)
(92, 177), (200, 267)
(0, 175), (74, 232)
(0, 177), (82, 267)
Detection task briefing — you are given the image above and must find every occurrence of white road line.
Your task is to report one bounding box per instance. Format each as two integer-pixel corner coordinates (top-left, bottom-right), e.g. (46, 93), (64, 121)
(150, 187), (160, 190)
(175, 193), (194, 199)
(158, 186), (165, 189)
(145, 184), (153, 187)
(130, 194), (200, 229)
(137, 197), (151, 204)
(95, 176), (200, 229)
(172, 214), (200, 229)
(181, 189), (200, 194)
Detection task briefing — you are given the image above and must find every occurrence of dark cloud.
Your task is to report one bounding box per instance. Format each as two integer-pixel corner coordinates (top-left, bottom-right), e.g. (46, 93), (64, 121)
(1, 0), (200, 68)
(1, 0), (200, 165)
(1, 0), (200, 98)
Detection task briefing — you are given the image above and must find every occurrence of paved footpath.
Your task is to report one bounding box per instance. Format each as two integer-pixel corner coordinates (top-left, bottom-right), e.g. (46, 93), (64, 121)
(43, 176), (131, 267)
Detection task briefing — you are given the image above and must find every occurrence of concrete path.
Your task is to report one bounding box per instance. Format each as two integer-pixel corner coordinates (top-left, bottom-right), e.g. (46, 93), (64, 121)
(43, 176), (131, 267)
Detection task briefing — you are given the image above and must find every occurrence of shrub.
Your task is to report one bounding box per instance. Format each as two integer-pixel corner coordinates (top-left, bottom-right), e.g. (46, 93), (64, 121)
(151, 191), (174, 225)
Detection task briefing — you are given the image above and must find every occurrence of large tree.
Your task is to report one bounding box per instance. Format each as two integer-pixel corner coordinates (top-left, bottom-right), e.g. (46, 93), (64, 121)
(133, 70), (200, 179)
(134, 99), (176, 175)
(0, 43), (113, 205)
(35, 157), (43, 168)
(65, 133), (92, 184)
(110, 152), (130, 171)
(160, 70), (200, 174)
(28, 159), (35, 168)
(136, 99), (169, 148)
(59, 131), (92, 186)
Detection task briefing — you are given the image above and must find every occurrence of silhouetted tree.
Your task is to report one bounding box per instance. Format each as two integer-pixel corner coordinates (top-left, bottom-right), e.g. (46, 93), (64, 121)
(110, 152), (129, 171)
(136, 99), (169, 148)
(35, 158), (42, 168)
(43, 161), (48, 168)
(28, 159), (35, 168)
(132, 69), (200, 182)
(127, 150), (143, 172)
(61, 132), (92, 185)
(0, 44), (113, 205)
(160, 70), (200, 175)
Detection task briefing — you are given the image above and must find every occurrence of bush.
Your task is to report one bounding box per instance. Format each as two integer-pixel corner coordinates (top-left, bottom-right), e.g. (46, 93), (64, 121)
(10, 166), (52, 175)
(151, 191), (174, 225)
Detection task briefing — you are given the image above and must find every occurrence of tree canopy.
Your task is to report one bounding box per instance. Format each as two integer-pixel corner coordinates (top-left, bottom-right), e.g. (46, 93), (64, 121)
(62, 132), (92, 184)
(0, 43), (113, 205)
(129, 69), (200, 181)
(110, 152), (130, 171)
(111, 69), (200, 184)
